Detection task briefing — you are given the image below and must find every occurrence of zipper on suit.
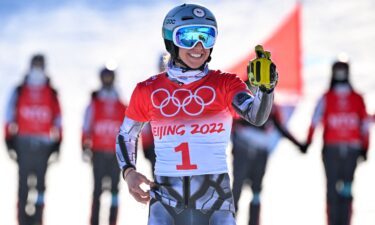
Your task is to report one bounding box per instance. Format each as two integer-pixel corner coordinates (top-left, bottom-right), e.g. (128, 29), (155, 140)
(183, 176), (190, 208)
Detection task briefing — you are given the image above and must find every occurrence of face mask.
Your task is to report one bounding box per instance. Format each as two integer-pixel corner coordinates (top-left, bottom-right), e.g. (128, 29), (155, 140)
(101, 75), (114, 89)
(28, 67), (47, 86)
(166, 60), (209, 84)
(333, 69), (348, 81)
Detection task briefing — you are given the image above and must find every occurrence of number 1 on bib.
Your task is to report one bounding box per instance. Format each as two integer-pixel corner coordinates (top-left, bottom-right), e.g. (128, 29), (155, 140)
(175, 142), (198, 170)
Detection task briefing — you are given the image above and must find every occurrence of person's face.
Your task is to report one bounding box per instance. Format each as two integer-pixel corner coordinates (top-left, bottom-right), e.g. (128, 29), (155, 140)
(332, 68), (348, 81)
(177, 42), (210, 69)
(31, 60), (45, 70)
(101, 73), (114, 88)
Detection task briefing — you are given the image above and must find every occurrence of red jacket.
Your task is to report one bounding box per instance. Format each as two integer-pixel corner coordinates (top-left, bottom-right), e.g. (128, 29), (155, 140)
(307, 87), (370, 150)
(4, 82), (62, 141)
(82, 90), (127, 152)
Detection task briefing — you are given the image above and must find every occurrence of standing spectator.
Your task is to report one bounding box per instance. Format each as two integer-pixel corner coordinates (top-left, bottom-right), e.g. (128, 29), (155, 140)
(81, 67), (127, 225)
(300, 60), (371, 225)
(4, 54), (62, 225)
(140, 52), (169, 175)
(232, 100), (302, 225)
(115, 3), (278, 225)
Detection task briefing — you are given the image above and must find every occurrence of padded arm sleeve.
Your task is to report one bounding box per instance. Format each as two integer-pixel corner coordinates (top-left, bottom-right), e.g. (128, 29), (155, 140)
(232, 88), (274, 126)
(115, 117), (145, 172)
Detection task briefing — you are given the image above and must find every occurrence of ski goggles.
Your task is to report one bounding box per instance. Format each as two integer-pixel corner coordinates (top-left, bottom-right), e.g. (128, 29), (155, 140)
(172, 25), (217, 49)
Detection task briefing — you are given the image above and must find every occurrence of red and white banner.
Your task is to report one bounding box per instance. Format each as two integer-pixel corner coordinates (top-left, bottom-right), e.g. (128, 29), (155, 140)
(227, 4), (302, 104)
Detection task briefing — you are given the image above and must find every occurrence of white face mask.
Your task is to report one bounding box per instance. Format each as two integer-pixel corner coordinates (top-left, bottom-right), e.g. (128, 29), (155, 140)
(166, 61), (209, 84)
(28, 67), (47, 86)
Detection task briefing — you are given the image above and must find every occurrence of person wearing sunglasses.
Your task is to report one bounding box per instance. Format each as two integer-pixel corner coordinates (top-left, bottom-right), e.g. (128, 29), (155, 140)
(116, 3), (278, 225)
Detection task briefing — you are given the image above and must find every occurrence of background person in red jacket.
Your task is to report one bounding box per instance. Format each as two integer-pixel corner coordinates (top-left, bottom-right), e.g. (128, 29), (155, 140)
(300, 59), (371, 225)
(232, 102), (302, 225)
(4, 54), (62, 225)
(81, 67), (127, 225)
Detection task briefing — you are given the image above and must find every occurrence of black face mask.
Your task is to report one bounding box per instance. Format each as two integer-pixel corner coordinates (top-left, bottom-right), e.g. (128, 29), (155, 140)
(333, 69), (348, 81)
(101, 76), (114, 89)
(330, 68), (349, 88)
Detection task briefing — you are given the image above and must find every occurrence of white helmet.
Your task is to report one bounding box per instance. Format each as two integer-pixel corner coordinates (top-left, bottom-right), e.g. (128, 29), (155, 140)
(162, 3), (218, 66)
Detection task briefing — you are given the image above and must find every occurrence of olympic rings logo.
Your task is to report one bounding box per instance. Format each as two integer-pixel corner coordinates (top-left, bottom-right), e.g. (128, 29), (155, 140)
(151, 86), (216, 117)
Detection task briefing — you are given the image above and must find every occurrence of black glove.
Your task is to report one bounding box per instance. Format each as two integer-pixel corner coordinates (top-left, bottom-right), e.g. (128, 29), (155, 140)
(359, 149), (367, 162)
(51, 141), (61, 154)
(299, 143), (309, 154)
(47, 141), (61, 164)
(5, 136), (17, 161)
(5, 137), (15, 151)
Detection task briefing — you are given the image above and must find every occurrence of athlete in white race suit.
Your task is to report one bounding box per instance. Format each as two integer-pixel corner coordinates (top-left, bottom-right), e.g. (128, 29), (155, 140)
(116, 3), (278, 225)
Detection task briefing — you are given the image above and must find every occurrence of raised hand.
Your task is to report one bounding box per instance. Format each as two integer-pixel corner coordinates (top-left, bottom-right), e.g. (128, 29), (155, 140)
(247, 45), (278, 93)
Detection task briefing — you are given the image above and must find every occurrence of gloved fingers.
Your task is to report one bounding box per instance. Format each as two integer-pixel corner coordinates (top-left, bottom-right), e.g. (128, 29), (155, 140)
(255, 45), (272, 59)
(255, 45), (266, 58)
(248, 44), (278, 91)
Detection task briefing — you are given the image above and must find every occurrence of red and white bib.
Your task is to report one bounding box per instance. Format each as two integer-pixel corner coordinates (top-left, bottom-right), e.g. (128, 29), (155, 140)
(126, 71), (249, 176)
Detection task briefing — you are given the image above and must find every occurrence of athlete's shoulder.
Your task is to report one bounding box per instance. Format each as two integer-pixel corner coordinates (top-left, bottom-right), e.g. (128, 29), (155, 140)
(350, 89), (364, 98)
(322, 90), (330, 97)
(207, 70), (242, 85)
(209, 69), (237, 77)
(91, 90), (99, 99)
(350, 91), (366, 107)
(44, 80), (59, 96)
(138, 72), (167, 87)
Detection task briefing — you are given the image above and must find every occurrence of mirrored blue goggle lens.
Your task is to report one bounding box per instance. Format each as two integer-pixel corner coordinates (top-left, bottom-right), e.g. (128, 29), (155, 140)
(174, 26), (217, 49)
